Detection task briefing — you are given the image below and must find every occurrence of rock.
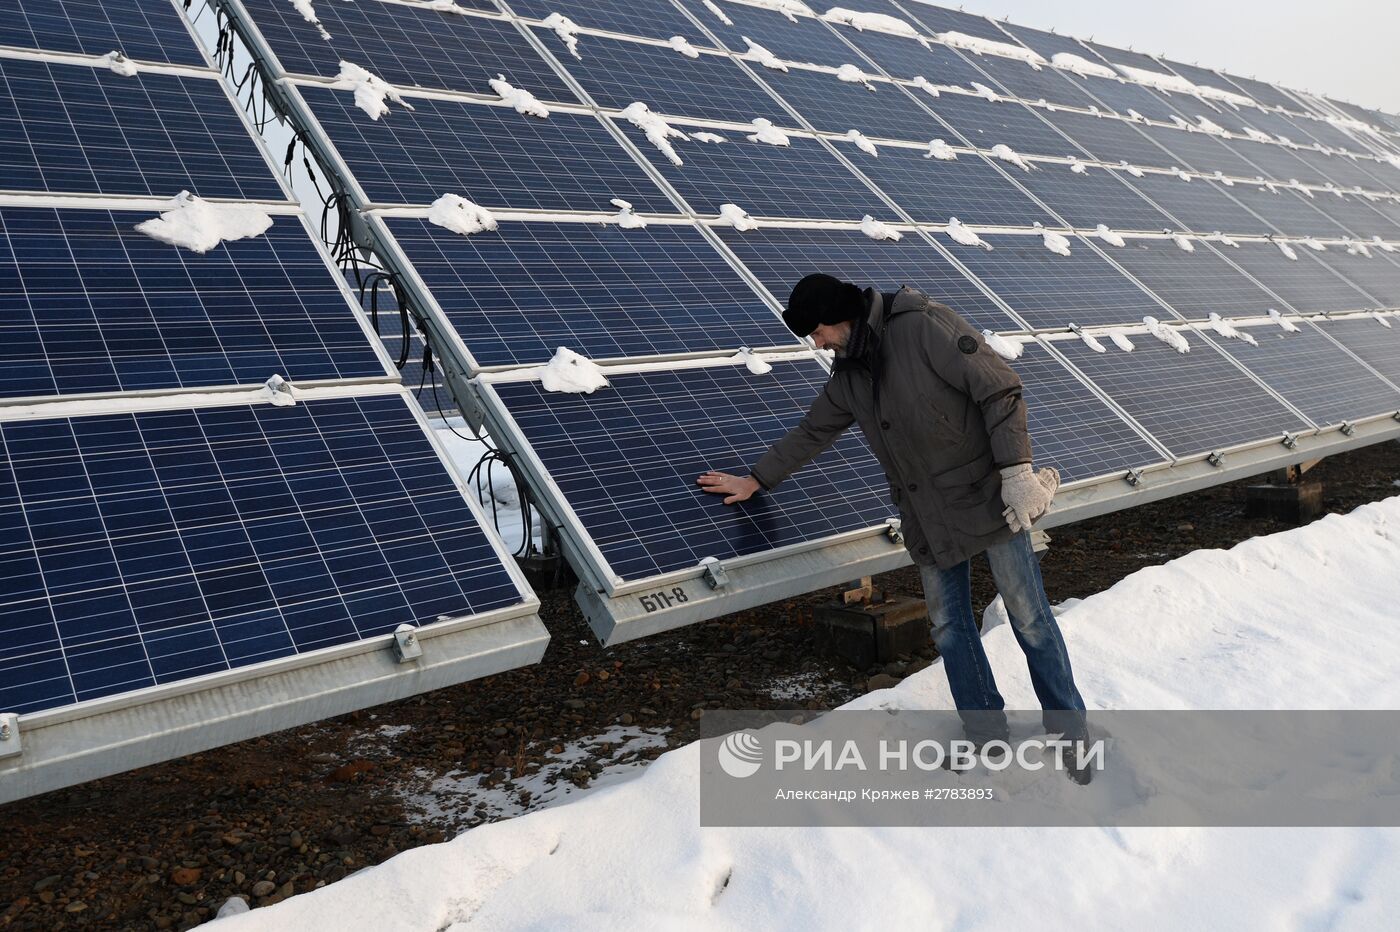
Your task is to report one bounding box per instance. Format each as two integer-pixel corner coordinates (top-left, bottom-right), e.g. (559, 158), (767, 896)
(279, 881), (295, 898)
(574, 671), (591, 687)
(690, 708), (704, 720)
(251, 880), (276, 897)
(370, 825), (391, 837)
(176, 892), (198, 906)
(154, 916), (174, 930)
(1177, 522), (1195, 532)
(288, 831), (303, 849)
(490, 726), (508, 738)
(33, 875), (62, 893)
(867, 673), (901, 691)
(171, 867), (201, 886)
(1108, 527), (1122, 539)
(564, 698), (586, 710)
(906, 657), (933, 676)
(65, 901), (87, 913)
(619, 713), (633, 725)
(597, 669), (610, 681)
(38, 891), (55, 905)
(640, 707), (657, 716)
(326, 760), (375, 782)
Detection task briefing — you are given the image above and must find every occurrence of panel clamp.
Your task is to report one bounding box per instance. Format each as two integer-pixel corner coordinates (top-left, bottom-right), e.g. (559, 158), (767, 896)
(392, 624), (423, 664)
(699, 557), (730, 590)
(1123, 467), (1144, 487)
(1393, 410), (1400, 422)
(1339, 421), (1356, 436)
(0, 713), (20, 761)
(1206, 451), (1225, 467)
(1280, 431), (1299, 449)
(885, 518), (904, 546)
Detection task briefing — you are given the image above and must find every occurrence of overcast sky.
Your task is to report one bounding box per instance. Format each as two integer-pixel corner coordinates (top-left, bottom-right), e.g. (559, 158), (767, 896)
(932, 0), (1400, 115)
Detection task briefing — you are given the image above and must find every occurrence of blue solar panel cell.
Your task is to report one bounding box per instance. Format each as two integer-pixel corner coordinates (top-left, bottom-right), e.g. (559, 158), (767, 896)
(945, 233), (1168, 330)
(854, 145), (1055, 228)
(490, 359), (893, 581)
(1136, 125), (1262, 178)
(716, 226), (1016, 332)
(0, 58), (285, 200)
(1052, 333), (1307, 457)
(1106, 238), (1289, 319)
(968, 54), (1102, 112)
(1009, 163), (1174, 232)
(1216, 73), (1299, 112)
(1118, 174), (1273, 235)
(685, 2), (857, 68)
(1224, 241), (1380, 313)
(1321, 315), (1400, 386)
(997, 22), (1091, 62)
(0, 0), (207, 65)
(1219, 183), (1349, 237)
(0, 393), (525, 715)
(613, 123), (887, 219)
(900, 2), (1011, 45)
(235, 0), (575, 101)
(382, 218), (794, 367)
(925, 93), (1077, 156)
(1079, 41), (1166, 75)
(755, 67), (941, 141)
(1069, 75), (1194, 125)
(1041, 110), (1174, 168)
(1213, 322), (1400, 427)
(299, 85), (672, 212)
(508, 0), (706, 43)
(532, 28), (783, 124)
(826, 26), (985, 87)
(1304, 250), (1400, 308)
(1009, 342), (1165, 481)
(1304, 193), (1400, 241)
(0, 208), (387, 400)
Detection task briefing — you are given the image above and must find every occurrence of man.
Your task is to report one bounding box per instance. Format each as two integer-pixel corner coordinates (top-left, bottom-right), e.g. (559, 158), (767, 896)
(698, 274), (1090, 782)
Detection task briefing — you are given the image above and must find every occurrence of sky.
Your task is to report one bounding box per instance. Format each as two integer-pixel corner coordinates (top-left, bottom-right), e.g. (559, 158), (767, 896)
(930, 0), (1400, 116)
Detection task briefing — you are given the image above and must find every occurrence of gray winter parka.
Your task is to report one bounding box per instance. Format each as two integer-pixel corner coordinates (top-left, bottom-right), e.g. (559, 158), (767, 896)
(750, 286), (1033, 569)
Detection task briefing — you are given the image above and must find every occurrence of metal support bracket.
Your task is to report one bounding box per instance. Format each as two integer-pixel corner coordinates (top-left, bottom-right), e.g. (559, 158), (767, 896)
(1124, 467), (1145, 486)
(1393, 411), (1400, 422)
(1281, 431), (1299, 449)
(392, 625), (423, 664)
(1340, 421), (1356, 436)
(885, 518), (904, 545)
(699, 557), (730, 590)
(1206, 451), (1225, 467)
(0, 713), (20, 760)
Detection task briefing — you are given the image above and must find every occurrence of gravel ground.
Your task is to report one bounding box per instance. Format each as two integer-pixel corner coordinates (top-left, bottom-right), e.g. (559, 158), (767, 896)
(2, 441), (1399, 930)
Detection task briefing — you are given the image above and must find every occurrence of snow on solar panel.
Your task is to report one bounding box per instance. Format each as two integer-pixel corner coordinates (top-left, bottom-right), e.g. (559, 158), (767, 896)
(966, 53), (1103, 112)
(0, 208), (389, 400)
(0, 392), (526, 716)
(508, 0), (706, 45)
(487, 358), (893, 581)
(678, 1), (859, 70)
(0, 57), (285, 200)
(382, 218), (795, 367)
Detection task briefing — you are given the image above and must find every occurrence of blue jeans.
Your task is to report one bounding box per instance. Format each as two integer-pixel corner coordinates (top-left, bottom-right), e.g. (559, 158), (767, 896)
(918, 530), (1087, 743)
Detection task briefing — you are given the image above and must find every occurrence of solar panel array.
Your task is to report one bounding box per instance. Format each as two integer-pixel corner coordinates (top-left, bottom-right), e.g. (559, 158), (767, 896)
(0, 0), (539, 731)
(217, 0), (1400, 622)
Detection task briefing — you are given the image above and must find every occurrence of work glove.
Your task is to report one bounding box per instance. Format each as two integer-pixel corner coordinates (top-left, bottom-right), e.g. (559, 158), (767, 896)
(1000, 463), (1059, 533)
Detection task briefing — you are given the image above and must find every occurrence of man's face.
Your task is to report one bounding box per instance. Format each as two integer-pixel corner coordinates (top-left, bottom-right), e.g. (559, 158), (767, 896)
(809, 321), (853, 355)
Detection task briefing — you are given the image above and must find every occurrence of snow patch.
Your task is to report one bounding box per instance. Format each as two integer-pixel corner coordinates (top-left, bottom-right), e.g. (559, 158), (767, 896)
(924, 138), (957, 160)
(1171, 232), (1195, 252)
(1125, 108), (1146, 122)
(1269, 308), (1301, 332)
(1374, 312), (1393, 328)
(539, 348), (609, 394)
(290, 0), (331, 41)
(1302, 237), (1327, 251)
(1196, 84), (1254, 108)
(1050, 52), (1117, 79)
(945, 217), (990, 249)
(859, 215), (902, 241)
(1275, 239), (1298, 260)
(1370, 236), (1397, 253)
(821, 7), (925, 43)
(134, 192), (274, 254)
(427, 194), (498, 236)
(421, 1), (472, 13)
(1035, 223), (1072, 256)
(1207, 313), (1258, 346)
(667, 36), (700, 58)
(1095, 224), (1126, 247)
(836, 63), (875, 90)
(746, 0), (812, 22)
(542, 12), (582, 59)
(608, 198), (647, 229)
(970, 81), (1001, 102)
(910, 75), (941, 97)
(215, 897), (250, 919)
(1115, 63), (1198, 96)
(1243, 127), (1273, 143)
(690, 131), (726, 143)
(1068, 157), (1088, 174)
(1076, 330), (1106, 352)
(1118, 161), (1145, 177)
(97, 51), (138, 76)
(1210, 232), (1240, 247)
(733, 347), (774, 374)
(619, 101), (688, 166)
(1196, 116), (1228, 136)
(333, 61), (414, 120)
(1212, 170), (1235, 187)
(1173, 167), (1193, 181)
(701, 0), (733, 26)
(718, 203), (758, 231)
(981, 331), (1023, 360)
(490, 75), (550, 118)
(262, 374), (296, 407)
(1106, 328), (1135, 351)
(746, 118), (790, 146)
(742, 37), (788, 71)
(938, 31), (1046, 68)
(990, 143), (1033, 171)
(844, 128), (878, 156)
(1345, 238), (1372, 257)
(1143, 315), (1190, 353)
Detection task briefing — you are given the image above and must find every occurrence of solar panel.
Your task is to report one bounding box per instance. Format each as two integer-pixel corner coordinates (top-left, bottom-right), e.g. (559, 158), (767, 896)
(1320, 315), (1400, 385)
(0, 57), (285, 200)
(925, 92), (1079, 156)
(1223, 241), (1380, 313)
(1277, 113), (1366, 153)
(1115, 175), (1271, 236)
(487, 358), (893, 581)
(851, 145), (1056, 228)
(1304, 194), (1400, 241)
(1069, 75), (1195, 126)
(234, 0), (575, 101)
(1221, 183), (1351, 237)
(1079, 40), (1168, 75)
(1216, 138), (1326, 186)
(507, 0), (707, 44)
(1136, 124), (1263, 178)
(943, 233), (1170, 330)
(824, 24), (986, 88)
(1009, 163), (1176, 233)
(900, 1), (1010, 44)
(1105, 238), (1292, 318)
(0, 0), (208, 66)
(677, 1), (858, 68)
(613, 122), (888, 219)
(1041, 110), (1180, 168)
(0, 392), (527, 716)
(1235, 108), (1324, 147)
(297, 85), (673, 212)
(996, 22), (1091, 62)
(966, 53), (1103, 112)
(1215, 72), (1300, 112)
(753, 67), (943, 142)
(381, 217), (794, 367)
(0, 207), (390, 401)
(1009, 341), (1165, 481)
(1291, 150), (1400, 193)
(1050, 333), (1307, 456)
(1305, 250), (1400, 308)
(715, 225), (1017, 332)
(1212, 321), (1400, 427)
(530, 28), (780, 124)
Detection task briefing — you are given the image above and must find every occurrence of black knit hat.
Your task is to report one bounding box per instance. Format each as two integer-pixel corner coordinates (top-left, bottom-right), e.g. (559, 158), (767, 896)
(783, 273), (865, 337)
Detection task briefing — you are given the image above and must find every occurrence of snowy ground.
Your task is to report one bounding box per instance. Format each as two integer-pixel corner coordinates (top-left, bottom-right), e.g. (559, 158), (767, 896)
(211, 494), (1400, 930)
